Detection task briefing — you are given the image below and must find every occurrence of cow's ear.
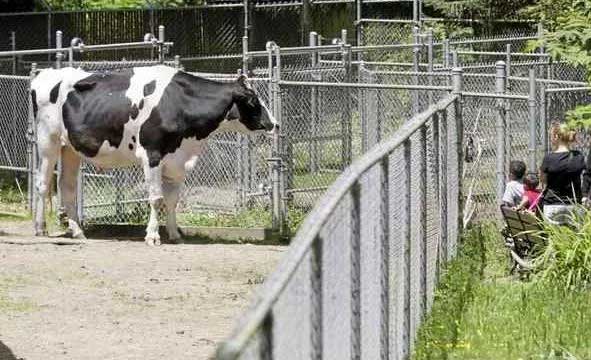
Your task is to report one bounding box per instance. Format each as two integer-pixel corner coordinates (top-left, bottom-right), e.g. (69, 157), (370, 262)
(74, 80), (96, 92)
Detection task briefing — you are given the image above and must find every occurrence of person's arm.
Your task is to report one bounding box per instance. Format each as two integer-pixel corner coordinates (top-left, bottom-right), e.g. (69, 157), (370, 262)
(515, 195), (528, 211)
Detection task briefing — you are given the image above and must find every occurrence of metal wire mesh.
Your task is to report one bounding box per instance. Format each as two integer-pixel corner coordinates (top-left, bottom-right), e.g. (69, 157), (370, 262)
(0, 75), (30, 172)
(217, 95), (460, 360)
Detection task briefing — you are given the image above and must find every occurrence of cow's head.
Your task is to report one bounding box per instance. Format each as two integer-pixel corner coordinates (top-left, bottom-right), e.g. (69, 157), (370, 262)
(225, 75), (276, 133)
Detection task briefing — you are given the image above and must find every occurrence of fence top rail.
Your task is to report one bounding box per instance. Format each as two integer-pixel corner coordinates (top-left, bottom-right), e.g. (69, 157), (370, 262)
(0, 75), (30, 80)
(463, 91), (528, 100)
(433, 35), (538, 47)
(73, 41), (173, 52)
(278, 80), (453, 91)
(247, 44), (343, 57)
(545, 86), (591, 94)
(456, 50), (550, 57)
(215, 94), (458, 360)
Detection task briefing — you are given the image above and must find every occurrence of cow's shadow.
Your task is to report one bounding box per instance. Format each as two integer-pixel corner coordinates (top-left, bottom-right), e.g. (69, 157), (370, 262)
(83, 224), (285, 245)
(0, 340), (19, 360)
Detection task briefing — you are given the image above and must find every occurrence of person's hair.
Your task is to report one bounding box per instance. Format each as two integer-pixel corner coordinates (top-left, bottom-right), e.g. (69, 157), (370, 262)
(509, 160), (526, 180)
(550, 122), (576, 145)
(523, 172), (539, 190)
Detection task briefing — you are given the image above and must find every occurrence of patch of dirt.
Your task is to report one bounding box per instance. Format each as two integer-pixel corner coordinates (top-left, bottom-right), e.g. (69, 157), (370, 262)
(0, 219), (284, 360)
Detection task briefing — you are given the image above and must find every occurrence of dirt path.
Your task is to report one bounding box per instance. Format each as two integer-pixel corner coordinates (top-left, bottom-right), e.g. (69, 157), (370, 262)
(0, 220), (284, 360)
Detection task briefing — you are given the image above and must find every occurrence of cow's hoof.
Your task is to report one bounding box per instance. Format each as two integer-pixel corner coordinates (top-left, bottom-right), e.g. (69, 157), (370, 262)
(145, 233), (161, 246)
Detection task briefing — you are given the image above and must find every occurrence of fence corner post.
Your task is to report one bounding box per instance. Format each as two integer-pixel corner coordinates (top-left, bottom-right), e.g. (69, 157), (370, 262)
(495, 61), (507, 207)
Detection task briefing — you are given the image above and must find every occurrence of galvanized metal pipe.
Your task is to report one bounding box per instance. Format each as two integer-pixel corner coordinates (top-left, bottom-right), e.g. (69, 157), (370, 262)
(528, 69), (538, 170)
(495, 61), (507, 206)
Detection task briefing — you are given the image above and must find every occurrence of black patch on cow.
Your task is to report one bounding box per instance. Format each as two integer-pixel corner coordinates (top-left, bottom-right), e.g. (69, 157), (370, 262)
(143, 80), (156, 97)
(30, 90), (38, 119)
(140, 72), (238, 167)
(62, 70), (134, 158)
(130, 104), (139, 120)
(129, 143), (134, 150)
(138, 99), (144, 109)
(49, 81), (61, 104)
(131, 135), (136, 143)
(139, 72), (271, 168)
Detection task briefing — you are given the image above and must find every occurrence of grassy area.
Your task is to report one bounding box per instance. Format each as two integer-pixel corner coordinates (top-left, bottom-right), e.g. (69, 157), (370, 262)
(0, 277), (36, 313)
(179, 206), (308, 235)
(413, 224), (591, 360)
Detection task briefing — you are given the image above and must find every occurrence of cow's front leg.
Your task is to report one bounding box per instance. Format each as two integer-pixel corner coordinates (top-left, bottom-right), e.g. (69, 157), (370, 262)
(143, 161), (163, 246)
(59, 146), (84, 238)
(35, 135), (59, 236)
(163, 180), (182, 243)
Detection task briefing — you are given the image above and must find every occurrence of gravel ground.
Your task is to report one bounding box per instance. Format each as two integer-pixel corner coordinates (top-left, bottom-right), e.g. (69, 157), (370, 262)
(0, 220), (284, 360)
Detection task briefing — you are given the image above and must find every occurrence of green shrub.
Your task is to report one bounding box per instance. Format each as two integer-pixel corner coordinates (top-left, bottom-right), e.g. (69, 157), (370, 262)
(534, 206), (591, 290)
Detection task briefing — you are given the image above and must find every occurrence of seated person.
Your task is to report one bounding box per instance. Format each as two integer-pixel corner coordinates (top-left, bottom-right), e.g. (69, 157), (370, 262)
(540, 123), (586, 225)
(515, 172), (542, 214)
(502, 160), (526, 208)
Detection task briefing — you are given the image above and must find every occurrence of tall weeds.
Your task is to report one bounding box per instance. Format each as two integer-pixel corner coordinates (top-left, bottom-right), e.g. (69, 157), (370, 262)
(534, 206), (591, 290)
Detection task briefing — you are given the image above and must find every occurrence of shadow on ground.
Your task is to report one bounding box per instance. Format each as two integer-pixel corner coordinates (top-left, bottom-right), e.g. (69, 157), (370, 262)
(0, 340), (19, 360)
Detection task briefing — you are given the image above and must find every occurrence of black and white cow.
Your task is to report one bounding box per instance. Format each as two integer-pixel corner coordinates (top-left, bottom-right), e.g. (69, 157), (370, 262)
(31, 65), (275, 245)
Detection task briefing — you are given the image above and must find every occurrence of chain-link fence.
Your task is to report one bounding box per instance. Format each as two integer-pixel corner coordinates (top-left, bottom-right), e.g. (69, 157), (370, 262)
(216, 93), (461, 360)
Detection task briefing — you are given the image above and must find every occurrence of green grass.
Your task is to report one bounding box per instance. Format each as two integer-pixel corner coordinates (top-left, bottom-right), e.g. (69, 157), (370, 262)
(413, 224), (591, 360)
(179, 206), (308, 235)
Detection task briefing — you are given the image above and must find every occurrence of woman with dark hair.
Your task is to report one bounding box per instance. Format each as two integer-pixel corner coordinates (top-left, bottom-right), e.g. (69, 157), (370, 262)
(540, 123), (586, 224)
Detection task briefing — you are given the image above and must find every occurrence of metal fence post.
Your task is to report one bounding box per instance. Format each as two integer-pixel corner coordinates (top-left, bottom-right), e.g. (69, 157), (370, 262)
(528, 68), (538, 170)
(443, 39), (450, 69)
(505, 44), (511, 91)
(310, 235), (323, 360)
(452, 67), (464, 242)
(173, 55), (181, 69)
(412, 26), (421, 115)
(242, 35), (249, 74)
(309, 32), (319, 173)
(418, 123), (427, 319)
(495, 61), (507, 206)
(27, 63), (37, 214)
(10, 32), (16, 75)
(540, 85), (548, 153)
(438, 109), (448, 262)
(402, 139), (412, 359)
(55, 30), (64, 221)
(427, 28), (434, 105)
(270, 46), (282, 233)
(55, 30), (63, 69)
(350, 181), (361, 360)
(378, 157), (390, 360)
(158, 25), (165, 63)
(451, 50), (458, 68)
(341, 43), (353, 167)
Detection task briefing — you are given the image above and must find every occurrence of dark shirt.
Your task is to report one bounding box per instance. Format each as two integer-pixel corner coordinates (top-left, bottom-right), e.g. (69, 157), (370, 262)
(582, 148), (591, 198)
(541, 150), (586, 205)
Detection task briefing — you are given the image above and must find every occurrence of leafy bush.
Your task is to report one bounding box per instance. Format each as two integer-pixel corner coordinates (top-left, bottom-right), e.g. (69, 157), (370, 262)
(534, 206), (591, 290)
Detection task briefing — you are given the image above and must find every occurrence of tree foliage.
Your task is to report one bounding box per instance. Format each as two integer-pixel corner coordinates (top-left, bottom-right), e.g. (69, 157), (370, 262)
(44, 0), (199, 9)
(528, 0), (591, 127)
(423, 0), (535, 21)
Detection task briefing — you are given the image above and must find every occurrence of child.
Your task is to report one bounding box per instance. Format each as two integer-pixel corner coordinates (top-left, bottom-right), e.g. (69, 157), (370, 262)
(515, 173), (542, 212)
(502, 160), (526, 207)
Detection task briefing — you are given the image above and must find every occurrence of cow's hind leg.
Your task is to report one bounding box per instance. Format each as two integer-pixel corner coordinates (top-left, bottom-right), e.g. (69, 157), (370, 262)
(143, 162), (163, 246)
(34, 136), (59, 236)
(59, 146), (84, 238)
(163, 179), (183, 244)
